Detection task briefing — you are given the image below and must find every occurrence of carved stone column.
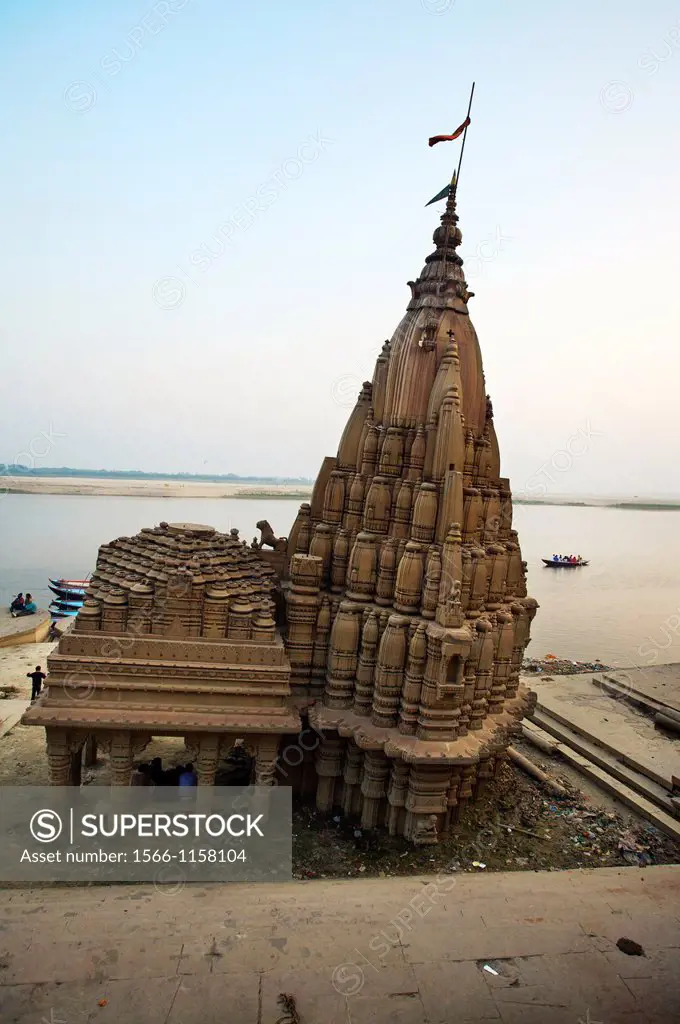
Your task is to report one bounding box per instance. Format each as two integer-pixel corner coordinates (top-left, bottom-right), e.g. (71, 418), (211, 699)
(45, 728), (82, 785)
(99, 731), (150, 786)
(315, 735), (344, 812)
(196, 734), (221, 787)
(341, 741), (364, 817)
(254, 735), (280, 786)
(386, 761), (410, 836)
(360, 751), (390, 829)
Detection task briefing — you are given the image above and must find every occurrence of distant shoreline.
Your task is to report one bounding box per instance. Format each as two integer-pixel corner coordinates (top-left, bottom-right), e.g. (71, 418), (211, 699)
(0, 477), (312, 500)
(2, 476), (680, 508)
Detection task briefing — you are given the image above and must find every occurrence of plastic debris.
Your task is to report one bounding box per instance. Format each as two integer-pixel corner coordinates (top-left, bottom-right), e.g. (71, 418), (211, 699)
(483, 964), (499, 976)
(471, 861), (487, 869)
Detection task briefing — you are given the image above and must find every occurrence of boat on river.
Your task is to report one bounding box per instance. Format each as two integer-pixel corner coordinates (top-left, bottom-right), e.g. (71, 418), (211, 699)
(48, 577), (88, 600)
(541, 558), (589, 568)
(49, 600), (82, 618)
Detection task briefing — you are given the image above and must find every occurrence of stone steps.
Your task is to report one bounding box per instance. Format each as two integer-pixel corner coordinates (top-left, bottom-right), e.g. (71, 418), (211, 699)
(532, 701), (673, 792)
(524, 714), (680, 841)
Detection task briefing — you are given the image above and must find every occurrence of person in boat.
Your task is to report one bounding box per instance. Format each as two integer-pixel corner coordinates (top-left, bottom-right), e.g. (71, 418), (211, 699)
(12, 594), (37, 617)
(552, 554), (559, 562)
(9, 593), (24, 613)
(27, 665), (46, 701)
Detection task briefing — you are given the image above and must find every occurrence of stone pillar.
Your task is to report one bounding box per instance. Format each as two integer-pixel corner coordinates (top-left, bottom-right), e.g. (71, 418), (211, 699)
(45, 728), (76, 785)
(386, 761), (410, 836)
(360, 751), (390, 829)
(315, 735), (344, 812)
(108, 731), (137, 787)
(341, 741), (363, 817)
(254, 735), (280, 786)
(196, 734), (221, 787)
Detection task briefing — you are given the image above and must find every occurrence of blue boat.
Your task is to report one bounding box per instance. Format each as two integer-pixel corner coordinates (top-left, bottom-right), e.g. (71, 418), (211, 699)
(49, 577), (88, 601)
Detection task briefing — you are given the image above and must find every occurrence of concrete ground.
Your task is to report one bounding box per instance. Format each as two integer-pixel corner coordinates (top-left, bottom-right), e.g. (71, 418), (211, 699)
(528, 673), (680, 788)
(0, 641), (54, 738)
(604, 665), (680, 715)
(1, 867), (679, 1023)
(0, 609), (51, 648)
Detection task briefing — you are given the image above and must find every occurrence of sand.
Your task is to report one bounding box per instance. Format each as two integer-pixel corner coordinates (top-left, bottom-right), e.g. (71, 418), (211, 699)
(1, 476), (313, 499)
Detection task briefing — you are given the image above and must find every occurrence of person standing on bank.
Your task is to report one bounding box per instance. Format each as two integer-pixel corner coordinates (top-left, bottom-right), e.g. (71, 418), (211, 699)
(27, 665), (46, 701)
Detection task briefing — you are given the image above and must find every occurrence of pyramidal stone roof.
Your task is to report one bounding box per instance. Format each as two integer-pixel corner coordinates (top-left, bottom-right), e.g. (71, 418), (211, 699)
(79, 521), (279, 638)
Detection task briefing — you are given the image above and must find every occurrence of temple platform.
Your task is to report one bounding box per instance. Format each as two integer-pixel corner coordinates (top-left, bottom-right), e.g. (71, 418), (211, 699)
(0, 609), (51, 648)
(1, 866), (678, 1022)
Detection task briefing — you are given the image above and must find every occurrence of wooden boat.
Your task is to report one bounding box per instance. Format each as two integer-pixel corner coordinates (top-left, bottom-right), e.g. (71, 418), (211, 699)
(48, 578), (88, 600)
(542, 558), (589, 568)
(49, 602), (79, 618)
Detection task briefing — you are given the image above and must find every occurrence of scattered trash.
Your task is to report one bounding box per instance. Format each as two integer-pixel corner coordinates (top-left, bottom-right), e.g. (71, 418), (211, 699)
(483, 964), (499, 976)
(618, 830), (652, 867)
(97, 1000), (108, 1008)
(616, 937), (645, 957)
(472, 861), (487, 869)
(523, 657), (611, 676)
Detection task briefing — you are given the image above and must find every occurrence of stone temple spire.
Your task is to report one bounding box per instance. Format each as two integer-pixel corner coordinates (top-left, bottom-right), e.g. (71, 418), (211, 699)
(285, 187), (538, 844)
(408, 181), (470, 313)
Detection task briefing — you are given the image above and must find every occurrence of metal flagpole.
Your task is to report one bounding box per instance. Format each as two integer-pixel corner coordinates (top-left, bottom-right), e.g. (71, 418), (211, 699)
(453, 81), (475, 198)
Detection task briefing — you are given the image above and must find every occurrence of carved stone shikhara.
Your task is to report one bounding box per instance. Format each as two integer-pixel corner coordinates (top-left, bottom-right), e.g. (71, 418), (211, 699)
(285, 185), (538, 840)
(23, 189), (537, 842)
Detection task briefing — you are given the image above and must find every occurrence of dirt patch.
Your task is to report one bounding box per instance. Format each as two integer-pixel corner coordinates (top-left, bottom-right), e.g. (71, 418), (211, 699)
(290, 757), (680, 879)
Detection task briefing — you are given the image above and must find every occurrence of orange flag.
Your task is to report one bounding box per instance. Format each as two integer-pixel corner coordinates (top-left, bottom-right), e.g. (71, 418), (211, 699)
(428, 117), (470, 148)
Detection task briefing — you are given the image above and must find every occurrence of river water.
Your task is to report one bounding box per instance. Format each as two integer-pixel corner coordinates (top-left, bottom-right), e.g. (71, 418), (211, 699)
(1, 494), (679, 670)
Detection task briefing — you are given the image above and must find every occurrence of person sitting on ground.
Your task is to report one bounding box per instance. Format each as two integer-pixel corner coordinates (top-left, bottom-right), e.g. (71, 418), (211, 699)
(179, 762), (197, 787)
(12, 593), (37, 617)
(27, 665), (46, 701)
(164, 763), (183, 786)
(131, 763), (152, 786)
(148, 757), (164, 785)
(10, 593), (24, 613)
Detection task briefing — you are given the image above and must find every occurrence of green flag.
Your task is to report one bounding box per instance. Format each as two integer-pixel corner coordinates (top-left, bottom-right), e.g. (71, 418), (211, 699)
(425, 171), (456, 207)
(425, 183), (451, 207)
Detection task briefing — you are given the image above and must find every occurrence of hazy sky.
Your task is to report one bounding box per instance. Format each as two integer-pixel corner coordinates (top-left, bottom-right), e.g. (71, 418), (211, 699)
(1, 0), (679, 496)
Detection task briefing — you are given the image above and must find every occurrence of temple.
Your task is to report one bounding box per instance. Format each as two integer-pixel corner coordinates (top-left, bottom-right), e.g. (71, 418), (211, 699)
(23, 185), (538, 844)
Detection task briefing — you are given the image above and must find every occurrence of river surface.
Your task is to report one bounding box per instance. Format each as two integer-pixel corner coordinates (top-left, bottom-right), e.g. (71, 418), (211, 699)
(1, 494), (679, 670)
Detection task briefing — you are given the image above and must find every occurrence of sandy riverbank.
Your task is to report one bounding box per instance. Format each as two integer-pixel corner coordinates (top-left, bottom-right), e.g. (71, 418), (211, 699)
(1, 477), (313, 499)
(4, 476), (680, 507)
